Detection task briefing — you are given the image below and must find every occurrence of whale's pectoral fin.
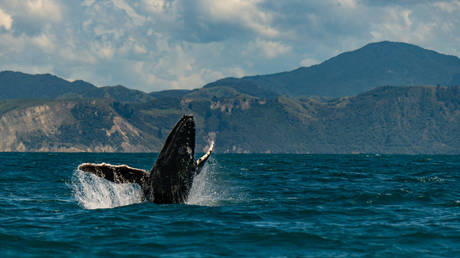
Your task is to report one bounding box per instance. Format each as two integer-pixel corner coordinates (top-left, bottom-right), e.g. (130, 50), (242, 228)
(78, 163), (149, 185)
(196, 141), (214, 175)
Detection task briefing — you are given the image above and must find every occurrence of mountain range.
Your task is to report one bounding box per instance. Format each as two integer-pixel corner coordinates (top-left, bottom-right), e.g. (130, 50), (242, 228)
(0, 41), (459, 154)
(205, 41), (460, 97)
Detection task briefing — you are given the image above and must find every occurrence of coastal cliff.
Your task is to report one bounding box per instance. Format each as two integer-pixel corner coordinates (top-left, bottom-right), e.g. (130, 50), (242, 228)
(0, 85), (458, 154)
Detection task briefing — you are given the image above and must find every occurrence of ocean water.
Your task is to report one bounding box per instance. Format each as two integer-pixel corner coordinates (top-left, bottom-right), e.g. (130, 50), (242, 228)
(0, 153), (459, 257)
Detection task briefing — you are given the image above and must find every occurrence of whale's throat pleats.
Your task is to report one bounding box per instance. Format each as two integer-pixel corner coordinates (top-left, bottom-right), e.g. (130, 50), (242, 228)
(149, 115), (196, 203)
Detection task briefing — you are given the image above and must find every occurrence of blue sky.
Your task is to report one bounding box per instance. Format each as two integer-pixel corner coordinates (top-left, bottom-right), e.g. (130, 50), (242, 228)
(0, 0), (459, 92)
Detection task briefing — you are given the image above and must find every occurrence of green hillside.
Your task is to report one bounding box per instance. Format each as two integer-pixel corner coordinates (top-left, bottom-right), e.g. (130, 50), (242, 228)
(0, 85), (458, 154)
(0, 71), (154, 102)
(1, 41), (459, 153)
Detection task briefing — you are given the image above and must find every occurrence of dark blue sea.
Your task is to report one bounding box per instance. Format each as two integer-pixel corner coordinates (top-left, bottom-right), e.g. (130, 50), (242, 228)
(0, 153), (459, 257)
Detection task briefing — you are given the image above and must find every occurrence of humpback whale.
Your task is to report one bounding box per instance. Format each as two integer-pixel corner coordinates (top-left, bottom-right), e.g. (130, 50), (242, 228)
(78, 115), (214, 204)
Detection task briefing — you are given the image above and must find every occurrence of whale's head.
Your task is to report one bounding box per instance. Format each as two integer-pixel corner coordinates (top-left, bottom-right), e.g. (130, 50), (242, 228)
(149, 115), (196, 203)
(157, 115), (195, 161)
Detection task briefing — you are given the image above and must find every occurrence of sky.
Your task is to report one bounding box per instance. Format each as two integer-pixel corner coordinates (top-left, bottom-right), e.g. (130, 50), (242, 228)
(0, 0), (459, 92)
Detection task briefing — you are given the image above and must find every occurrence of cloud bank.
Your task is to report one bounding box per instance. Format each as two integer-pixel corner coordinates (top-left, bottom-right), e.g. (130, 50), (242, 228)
(0, 0), (459, 92)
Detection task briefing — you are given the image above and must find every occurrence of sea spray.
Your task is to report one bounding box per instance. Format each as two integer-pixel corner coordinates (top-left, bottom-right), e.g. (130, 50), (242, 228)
(187, 158), (218, 206)
(71, 158), (223, 208)
(71, 170), (143, 209)
(187, 157), (232, 206)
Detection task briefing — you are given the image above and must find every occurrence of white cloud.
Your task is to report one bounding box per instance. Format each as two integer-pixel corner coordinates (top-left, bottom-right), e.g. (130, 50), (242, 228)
(26, 0), (62, 22)
(112, 0), (145, 25)
(337, 0), (357, 8)
(98, 46), (115, 59)
(81, 0), (95, 7)
(31, 33), (55, 52)
(433, 1), (460, 13)
(59, 47), (97, 64)
(0, 8), (12, 30)
(227, 67), (245, 78)
(133, 44), (147, 55)
(370, 7), (411, 42)
(200, 0), (279, 37)
(0, 33), (26, 53)
(300, 58), (319, 67)
(369, 7), (440, 44)
(141, 0), (168, 14)
(249, 39), (291, 59)
(402, 10), (412, 27)
(0, 1), (460, 92)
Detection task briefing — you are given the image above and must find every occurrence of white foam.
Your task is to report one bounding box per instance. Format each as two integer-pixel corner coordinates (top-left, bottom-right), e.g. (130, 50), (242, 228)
(187, 158), (222, 206)
(71, 170), (144, 209)
(71, 157), (224, 209)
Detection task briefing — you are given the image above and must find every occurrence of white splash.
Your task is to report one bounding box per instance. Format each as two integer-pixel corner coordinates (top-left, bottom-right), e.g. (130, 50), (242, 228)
(187, 158), (222, 206)
(71, 157), (223, 209)
(71, 170), (144, 209)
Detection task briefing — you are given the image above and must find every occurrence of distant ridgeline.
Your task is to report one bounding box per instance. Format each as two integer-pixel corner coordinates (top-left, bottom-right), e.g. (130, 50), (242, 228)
(0, 41), (459, 154)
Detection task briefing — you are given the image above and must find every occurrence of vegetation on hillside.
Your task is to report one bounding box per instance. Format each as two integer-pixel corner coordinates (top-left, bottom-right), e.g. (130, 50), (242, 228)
(0, 41), (459, 153)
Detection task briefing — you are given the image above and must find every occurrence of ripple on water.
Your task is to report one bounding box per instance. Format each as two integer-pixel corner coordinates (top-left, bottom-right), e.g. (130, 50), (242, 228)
(0, 153), (459, 257)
